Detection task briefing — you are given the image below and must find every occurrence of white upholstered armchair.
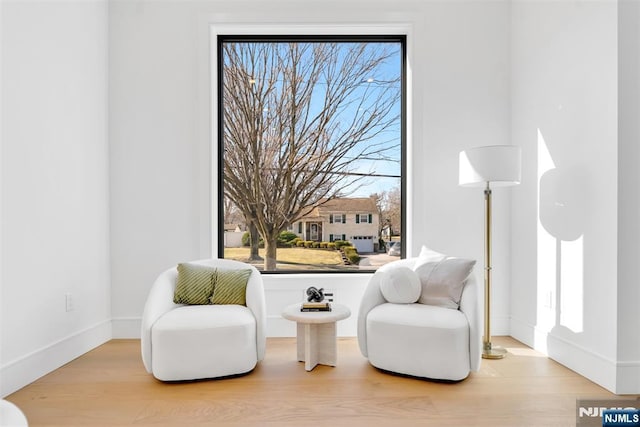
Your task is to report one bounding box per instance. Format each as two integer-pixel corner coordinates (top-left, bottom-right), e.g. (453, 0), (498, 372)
(141, 258), (266, 381)
(358, 251), (481, 381)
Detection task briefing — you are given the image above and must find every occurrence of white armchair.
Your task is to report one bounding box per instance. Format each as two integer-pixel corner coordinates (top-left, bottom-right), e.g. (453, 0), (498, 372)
(141, 258), (266, 381)
(358, 256), (481, 381)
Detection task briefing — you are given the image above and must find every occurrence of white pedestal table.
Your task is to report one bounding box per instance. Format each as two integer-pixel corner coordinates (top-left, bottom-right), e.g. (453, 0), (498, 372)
(281, 303), (351, 371)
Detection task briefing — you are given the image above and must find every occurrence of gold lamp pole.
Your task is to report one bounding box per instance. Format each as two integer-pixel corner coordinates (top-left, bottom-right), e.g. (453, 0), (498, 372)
(459, 145), (521, 360)
(482, 182), (506, 359)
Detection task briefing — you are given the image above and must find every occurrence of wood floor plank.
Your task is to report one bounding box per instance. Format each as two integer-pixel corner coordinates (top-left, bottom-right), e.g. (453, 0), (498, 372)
(5, 337), (633, 426)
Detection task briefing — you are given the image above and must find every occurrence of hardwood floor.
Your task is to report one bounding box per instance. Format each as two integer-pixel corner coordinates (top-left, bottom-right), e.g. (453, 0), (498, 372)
(5, 337), (626, 426)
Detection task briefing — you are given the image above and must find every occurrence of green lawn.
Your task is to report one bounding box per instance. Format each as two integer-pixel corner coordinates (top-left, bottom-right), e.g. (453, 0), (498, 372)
(223, 247), (348, 271)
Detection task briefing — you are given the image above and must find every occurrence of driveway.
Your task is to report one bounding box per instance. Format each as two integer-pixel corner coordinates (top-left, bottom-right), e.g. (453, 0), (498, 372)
(357, 252), (400, 269)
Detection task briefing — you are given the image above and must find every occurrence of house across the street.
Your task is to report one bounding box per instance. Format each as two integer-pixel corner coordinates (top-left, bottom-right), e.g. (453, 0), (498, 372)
(289, 197), (380, 253)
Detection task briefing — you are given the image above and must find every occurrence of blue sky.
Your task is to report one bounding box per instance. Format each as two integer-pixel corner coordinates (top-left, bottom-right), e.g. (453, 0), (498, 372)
(223, 39), (403, 199)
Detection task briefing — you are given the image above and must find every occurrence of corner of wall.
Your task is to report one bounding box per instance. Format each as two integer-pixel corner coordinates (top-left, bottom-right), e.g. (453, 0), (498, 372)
(1, 321), (112, 398)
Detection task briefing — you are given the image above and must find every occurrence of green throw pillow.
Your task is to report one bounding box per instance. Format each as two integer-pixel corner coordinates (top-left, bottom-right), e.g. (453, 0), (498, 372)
(210, 269), (252, 306)
(173, 263), (217, 305)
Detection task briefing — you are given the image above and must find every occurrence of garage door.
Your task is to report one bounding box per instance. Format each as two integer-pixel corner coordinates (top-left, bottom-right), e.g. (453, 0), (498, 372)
(351, 236), (374, 253)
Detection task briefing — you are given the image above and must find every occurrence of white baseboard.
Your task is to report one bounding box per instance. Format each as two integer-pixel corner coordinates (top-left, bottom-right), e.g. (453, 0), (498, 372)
(111, 317), (141, 339)
(0, 320), (112, 398)
(616, 361), (640, 395)
(509, 316), (536, 347)
(491, 314), (511, 336)
(545, 332), (617, 393)
(509, 317), (640, 394)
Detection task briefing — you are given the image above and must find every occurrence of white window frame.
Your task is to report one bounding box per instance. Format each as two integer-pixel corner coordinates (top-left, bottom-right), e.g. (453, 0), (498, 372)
(356, 213), (371, 224)
(209, 22), (413, 262)
(331, 213), (346, 224)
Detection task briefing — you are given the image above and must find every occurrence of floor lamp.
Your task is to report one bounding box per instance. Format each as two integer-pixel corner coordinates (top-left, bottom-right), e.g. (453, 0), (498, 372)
(459, 145), (521, 359)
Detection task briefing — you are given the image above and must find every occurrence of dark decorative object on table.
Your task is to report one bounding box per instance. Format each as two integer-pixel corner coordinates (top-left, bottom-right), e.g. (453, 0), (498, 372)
(306, 286), (325, 302)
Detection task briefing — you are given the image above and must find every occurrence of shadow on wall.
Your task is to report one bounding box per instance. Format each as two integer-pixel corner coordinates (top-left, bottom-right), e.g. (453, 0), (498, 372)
(536, 128), (591, 351)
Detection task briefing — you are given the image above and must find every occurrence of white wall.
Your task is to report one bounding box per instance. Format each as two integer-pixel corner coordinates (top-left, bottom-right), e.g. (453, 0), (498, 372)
(0, 1), (111, 397)
(617, 0), (640, 394)
(3, 0), (636, 398)
(108, 0), (512, 338)
(510, 1), (626, 393)
(417, 1), (512, 332)
(3, 0), (635, 398)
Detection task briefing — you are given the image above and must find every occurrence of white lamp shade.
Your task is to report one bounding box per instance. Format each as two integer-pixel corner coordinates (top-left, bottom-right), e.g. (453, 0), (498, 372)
(459, 145), (521, 187)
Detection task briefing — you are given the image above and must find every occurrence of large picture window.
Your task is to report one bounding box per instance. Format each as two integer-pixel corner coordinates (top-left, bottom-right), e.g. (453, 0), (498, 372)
(218, 35), (405, 272)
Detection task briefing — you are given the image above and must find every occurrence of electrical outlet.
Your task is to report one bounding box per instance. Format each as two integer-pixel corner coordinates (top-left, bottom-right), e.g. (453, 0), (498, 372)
(65, 293), (74, 312)
(543, 291), (554, 309)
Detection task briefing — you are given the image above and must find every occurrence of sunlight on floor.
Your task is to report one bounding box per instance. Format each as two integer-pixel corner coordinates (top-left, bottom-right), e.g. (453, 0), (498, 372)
(505, 347), (549, 358)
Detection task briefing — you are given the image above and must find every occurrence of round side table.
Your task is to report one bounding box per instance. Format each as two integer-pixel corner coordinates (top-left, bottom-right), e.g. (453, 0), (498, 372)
(281, 303), (351, 371)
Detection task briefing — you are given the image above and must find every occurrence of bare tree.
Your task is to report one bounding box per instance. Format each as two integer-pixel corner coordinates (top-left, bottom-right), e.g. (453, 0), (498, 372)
(222, 198), (262, 260)
(376, 186), (401, 237)
(222, 41), (401, 270)
(223, 198), (244, 228)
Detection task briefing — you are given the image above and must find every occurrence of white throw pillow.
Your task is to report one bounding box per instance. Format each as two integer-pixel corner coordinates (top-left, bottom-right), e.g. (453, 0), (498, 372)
(378, 267), (421, 304)
(414, 257), (476, 309)
(414, 245), (447, 270)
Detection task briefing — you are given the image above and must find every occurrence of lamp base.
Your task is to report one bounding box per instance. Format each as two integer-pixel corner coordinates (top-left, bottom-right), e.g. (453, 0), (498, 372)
(482, 343), (507, 359)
